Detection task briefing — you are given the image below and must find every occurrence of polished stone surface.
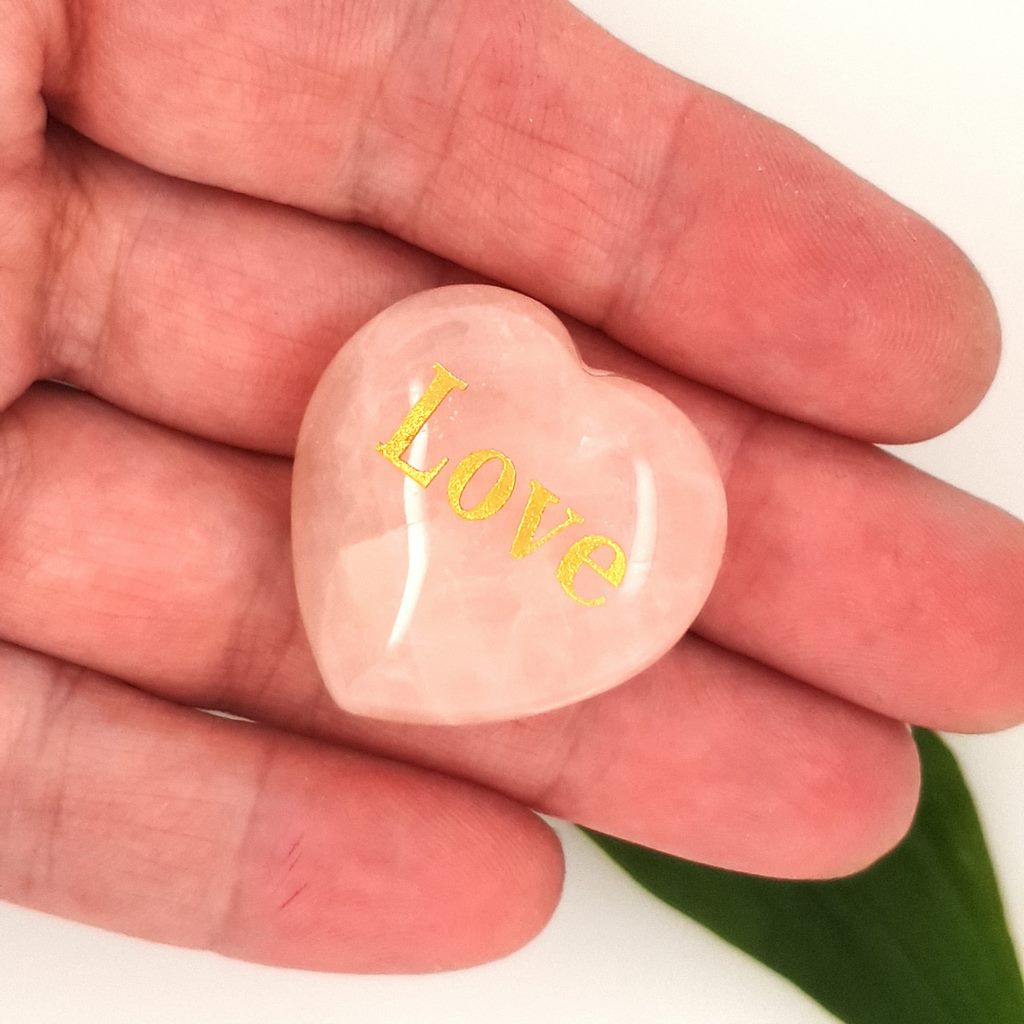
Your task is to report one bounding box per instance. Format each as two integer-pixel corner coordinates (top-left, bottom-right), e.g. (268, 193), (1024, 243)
(292, 285), (727, 723)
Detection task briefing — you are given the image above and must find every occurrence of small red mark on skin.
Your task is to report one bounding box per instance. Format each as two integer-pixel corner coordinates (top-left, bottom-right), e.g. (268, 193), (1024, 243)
(279, 882), (309, 911)
(285, 834), (304, 871)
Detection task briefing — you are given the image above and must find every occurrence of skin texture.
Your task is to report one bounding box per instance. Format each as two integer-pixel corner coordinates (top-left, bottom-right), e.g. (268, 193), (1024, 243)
(0, 0), (1021, 973)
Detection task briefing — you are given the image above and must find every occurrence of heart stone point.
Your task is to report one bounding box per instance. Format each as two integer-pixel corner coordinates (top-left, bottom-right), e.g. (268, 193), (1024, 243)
(292, 285), (726, 724)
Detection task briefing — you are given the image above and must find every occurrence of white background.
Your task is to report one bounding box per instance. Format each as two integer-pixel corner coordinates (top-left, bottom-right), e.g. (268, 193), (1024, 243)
(2, 1), (1022, 1021)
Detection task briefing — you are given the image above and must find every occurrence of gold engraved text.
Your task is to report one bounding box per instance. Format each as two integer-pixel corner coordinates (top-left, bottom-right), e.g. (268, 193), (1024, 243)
(376, 361), (628, 607)
(557, 535), (628, 607)
(375, 362), (468, 487)
(510, 480), (584, 558)
(448, 449), (517, 520)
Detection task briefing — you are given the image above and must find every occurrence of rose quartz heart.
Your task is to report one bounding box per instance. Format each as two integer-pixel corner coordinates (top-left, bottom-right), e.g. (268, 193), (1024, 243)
(292, 285), (726, 724)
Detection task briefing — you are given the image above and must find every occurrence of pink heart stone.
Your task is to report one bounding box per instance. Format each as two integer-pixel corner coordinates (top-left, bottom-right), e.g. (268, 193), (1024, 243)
(291, 285), (727, 724)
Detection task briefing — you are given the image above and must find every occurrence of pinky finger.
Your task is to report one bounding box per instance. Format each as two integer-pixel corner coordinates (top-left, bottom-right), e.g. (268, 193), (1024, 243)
(0, 642), (563, 972)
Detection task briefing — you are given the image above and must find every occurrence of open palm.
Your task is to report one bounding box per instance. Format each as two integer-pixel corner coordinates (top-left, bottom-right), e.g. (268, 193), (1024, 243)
(1, 0), (1021, 973)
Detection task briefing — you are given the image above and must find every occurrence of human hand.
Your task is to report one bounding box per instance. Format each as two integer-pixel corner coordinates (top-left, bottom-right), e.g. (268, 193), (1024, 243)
(1, 0), (1021, 974)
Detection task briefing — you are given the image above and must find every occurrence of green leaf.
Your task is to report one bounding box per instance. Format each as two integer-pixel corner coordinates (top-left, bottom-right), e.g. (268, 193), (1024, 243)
(584, 730), (1023, 1023)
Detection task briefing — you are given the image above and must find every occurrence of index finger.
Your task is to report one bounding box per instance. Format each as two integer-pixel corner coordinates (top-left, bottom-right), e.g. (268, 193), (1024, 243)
(31, 0), (999, 439)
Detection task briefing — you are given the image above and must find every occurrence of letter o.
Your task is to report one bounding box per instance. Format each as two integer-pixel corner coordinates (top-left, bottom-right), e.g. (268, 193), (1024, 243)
(447, 449), (517, 521)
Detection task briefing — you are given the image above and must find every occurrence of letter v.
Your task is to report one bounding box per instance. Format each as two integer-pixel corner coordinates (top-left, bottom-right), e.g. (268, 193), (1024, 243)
(510, 481), (584, 558)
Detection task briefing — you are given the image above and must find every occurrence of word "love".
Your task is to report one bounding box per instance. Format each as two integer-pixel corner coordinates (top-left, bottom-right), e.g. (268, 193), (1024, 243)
(375, 363), (628, 607)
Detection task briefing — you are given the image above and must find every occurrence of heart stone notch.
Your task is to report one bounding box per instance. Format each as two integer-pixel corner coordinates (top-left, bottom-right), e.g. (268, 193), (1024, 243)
(292, 285), (727, 724)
